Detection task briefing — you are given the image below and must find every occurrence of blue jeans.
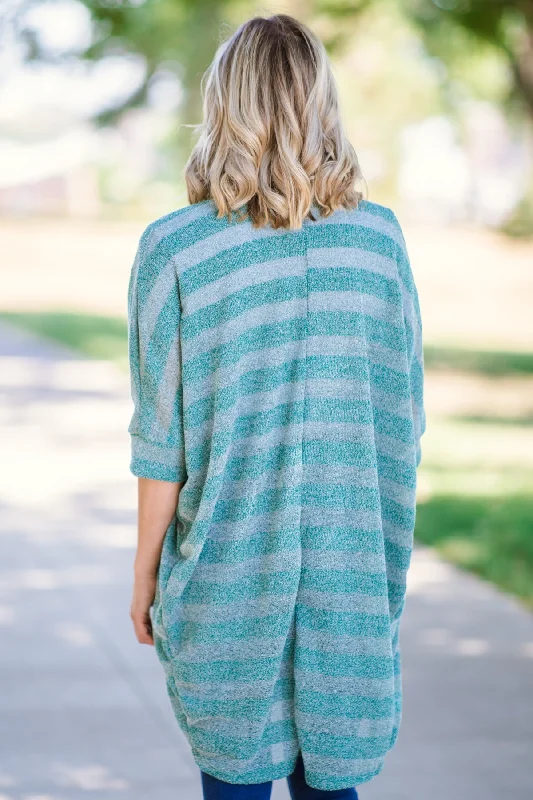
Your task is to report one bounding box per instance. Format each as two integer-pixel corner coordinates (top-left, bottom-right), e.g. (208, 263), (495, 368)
(200, 752), (359, 799)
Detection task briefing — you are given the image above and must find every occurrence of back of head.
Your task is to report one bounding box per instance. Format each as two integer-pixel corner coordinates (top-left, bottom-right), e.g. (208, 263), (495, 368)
(185, 14), (364, 230)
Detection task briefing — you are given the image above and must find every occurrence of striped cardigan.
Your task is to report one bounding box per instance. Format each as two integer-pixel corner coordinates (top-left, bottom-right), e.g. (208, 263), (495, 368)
(127, 198), (425, 790)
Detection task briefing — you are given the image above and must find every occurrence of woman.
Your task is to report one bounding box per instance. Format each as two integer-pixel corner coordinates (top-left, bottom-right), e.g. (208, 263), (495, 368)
(128, 13), (425, 800)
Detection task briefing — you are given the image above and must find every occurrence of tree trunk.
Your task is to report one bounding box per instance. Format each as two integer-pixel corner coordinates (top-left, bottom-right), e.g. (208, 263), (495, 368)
(512, 28), (533, 117)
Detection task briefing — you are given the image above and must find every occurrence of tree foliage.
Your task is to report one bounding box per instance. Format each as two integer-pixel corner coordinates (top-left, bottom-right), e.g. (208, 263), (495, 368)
(5, 0), (533, 124)
(410, 1), (533, 115)
(320, 0), (533, 117)
(5, 0), (234, 156)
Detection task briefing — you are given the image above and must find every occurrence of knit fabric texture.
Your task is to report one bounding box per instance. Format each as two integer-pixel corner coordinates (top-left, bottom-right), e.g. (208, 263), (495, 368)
(127, 197), (425, 790)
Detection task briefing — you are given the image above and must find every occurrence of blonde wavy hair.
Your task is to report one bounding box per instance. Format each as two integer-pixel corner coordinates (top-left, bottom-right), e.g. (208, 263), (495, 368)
(184, 14), (364, 230)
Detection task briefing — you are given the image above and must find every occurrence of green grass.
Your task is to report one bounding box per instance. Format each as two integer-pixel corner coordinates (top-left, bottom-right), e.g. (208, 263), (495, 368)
(418, 407), (533, 606)
(453, 414), (533, 427)
(0, 311), (128, 367)
(424, 345), (533, 376)
(415, 493), (533, 607)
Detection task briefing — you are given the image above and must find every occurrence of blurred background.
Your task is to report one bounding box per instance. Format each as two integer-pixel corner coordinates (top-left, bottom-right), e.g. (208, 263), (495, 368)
(1, 1), (532, 798)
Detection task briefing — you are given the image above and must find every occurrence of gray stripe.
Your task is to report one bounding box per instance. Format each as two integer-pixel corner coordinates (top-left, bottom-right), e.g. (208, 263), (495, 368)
(308, 244), (396, 279)
(296, 589), (389, 616)
(177, 635), (290, 663)
(297, 710), (392, 738)
(294, 668), (394, 698)
(183, 392), (411, 455)
(179, 699), (295, 739)
(131, 435), (179, 467)
(296, 629), (392, 657)
(192, 549), (385, 584)
(172, 213), (287, 274)
(140, 259), (178, 353)
(301, 751), (386, 776)
(180, 595), (297, 622)
(174, 659), (294, 696)
(314, 289), (402, 323)
(186, 255), (305, 313)
(378, 476), (416, 508)
(352, 207), (406, 249)
(149, 329), (180, 436)
(299, 506), (387, 533)
(192, 551), (302, 583)
(183, 340), (306, 406)
(144, 201), (215, 256)
(192, 737), (299, 775)
(185, 294), (306, 354)
(197, 506), (383, 543)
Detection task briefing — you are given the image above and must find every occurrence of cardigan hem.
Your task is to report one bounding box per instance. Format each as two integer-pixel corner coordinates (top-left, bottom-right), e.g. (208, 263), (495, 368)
(193, 753), (385, 790)
(130, 456), (187, 483)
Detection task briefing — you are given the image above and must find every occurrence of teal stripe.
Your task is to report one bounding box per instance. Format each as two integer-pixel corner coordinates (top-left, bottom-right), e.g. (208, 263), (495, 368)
(384, 539), (412, 570)
(309, 267), (401, 306)
(200, 525), (386, 563)
(381, 496), (416, 531)
(176, 655), (289, 685)
(303, 484), (381, 512)
(296, 689), (394, 720)
(170, 613), (293, 645)
(176, 220), (400, 299)
(300, 568), (387, 597)
(297, 730), (392, 760)
(182, 277), (306, 339)
(211, 486), (302, 522)
(180, 231), (303, 295)
(207, 485), (380, 525)
(295, 606), (391, 638)
(197, 758), (299, 786)
(295, 648), (394, 680)
(184, 359), (306, 426)
(303, 439), (376, 468)
(130, 457), (181, 482)
(376, 453), (416, 488)
(304, 767), (383, 789)
(224, 445), (301, 481)
(309, 310), (405, 350)
(189, 719), (297, 759)
(178, 693), (275, 723)
(181, 570), (300, 606)
(183, 317), (307, 381)
(305, 397), (373, 425)
(138, 291), (180, 439)
(373, 407), (414, 443)
(300, 527), (385, 553)
(306, 355), (410, 397)
(201, 530), (301, 563)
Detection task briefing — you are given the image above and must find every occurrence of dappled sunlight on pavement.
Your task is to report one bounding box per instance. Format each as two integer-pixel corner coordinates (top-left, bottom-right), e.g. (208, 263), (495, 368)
(1, 320), (532, 799)
(0, 321), (202, 800)
(369, 545), (533, 800)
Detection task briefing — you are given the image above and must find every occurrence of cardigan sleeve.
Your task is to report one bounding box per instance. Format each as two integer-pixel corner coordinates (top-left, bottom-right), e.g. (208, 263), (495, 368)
(127, 225), (187, 483)
(392, 214), (426, 468)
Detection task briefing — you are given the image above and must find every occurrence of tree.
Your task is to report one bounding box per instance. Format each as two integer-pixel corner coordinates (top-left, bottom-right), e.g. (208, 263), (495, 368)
(6, 0), (533, 119)
(318, 0), (533, 118)
(4, 0), (236, 157)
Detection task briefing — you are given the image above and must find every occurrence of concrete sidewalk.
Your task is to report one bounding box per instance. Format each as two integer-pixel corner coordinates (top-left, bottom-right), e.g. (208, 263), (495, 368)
(0, 320), (532, 800)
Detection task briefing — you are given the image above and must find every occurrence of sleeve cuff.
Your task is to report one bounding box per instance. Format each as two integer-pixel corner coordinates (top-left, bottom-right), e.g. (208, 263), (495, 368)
(130, 435), (187, 483)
